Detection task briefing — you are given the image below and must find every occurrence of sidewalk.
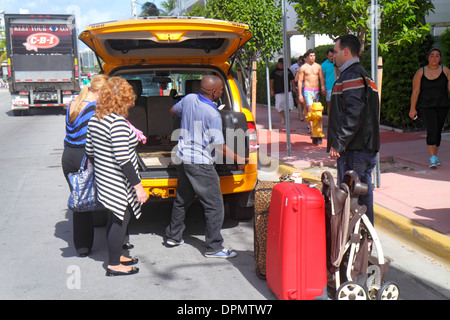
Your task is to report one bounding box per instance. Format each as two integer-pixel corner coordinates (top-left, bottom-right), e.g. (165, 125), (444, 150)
(254, 104), (450, 264)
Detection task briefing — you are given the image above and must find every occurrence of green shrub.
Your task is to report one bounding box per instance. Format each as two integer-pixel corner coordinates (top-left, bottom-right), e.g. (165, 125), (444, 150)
(314, 44), (334, 66)
(255, 59), (275, 106)
(439, 28), (450, 68)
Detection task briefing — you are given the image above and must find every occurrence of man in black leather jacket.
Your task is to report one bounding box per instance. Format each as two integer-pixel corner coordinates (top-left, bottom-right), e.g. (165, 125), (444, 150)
(327, 34), (380, 224)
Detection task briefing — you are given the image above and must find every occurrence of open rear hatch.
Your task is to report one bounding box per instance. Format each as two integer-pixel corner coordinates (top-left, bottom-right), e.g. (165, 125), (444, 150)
(78, 17), (254, 204)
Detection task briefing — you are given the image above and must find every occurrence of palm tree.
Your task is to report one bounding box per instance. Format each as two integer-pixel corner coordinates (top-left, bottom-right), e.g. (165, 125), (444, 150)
(160, 0), (176, 16)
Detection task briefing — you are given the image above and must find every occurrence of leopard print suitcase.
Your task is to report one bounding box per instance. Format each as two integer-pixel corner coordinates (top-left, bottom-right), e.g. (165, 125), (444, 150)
(254, 180), (280, 279)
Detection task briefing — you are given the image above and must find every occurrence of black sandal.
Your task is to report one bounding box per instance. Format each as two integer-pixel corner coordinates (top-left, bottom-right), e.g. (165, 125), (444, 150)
(120, 257), (139, 266)
(122, 243), (134, 250)
(106, 267), (139, 277)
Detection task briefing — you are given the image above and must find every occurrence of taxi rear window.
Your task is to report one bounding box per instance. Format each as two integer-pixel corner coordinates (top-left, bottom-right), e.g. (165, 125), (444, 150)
(121, 72), (203, 97)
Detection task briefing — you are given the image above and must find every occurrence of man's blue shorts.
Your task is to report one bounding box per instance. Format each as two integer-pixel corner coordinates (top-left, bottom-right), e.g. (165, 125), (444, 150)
(303, 88), (319, 106)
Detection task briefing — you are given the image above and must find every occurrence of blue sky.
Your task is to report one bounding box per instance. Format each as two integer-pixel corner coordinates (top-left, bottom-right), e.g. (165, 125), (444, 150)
(0, 0), (164, 31)
(1, 0), (165, 50)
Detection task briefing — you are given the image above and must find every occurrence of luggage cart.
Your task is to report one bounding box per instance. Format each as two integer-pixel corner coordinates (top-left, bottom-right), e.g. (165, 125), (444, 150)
(321, 170), (400, 300)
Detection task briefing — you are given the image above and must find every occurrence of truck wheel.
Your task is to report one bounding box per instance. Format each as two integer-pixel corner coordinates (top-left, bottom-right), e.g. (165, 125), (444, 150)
(13, 110), (29, 116)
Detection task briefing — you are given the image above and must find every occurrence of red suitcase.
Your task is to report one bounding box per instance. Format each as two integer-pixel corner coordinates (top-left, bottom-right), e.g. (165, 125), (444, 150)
(266, 182), (327, 300)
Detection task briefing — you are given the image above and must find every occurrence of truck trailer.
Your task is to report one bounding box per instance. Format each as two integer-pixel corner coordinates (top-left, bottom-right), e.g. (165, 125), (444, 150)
(4, 14), (80, 116)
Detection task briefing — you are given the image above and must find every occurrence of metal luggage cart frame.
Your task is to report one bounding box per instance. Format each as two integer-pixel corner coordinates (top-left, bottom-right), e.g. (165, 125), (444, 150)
(321, 170), (400, 300)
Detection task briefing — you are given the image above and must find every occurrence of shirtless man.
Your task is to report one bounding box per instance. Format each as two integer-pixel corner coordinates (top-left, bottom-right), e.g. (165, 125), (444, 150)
(297, 49), (326, 133)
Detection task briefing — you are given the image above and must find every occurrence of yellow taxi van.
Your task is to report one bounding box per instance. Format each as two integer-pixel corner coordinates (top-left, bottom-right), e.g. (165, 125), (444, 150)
(79, 17), (258, 219)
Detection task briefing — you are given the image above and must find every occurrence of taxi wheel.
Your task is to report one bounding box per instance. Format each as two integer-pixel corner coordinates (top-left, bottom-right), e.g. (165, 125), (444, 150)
(233, 205), (254, 220)
(227, 201), (254, 220)
(225, 193), (255, 220)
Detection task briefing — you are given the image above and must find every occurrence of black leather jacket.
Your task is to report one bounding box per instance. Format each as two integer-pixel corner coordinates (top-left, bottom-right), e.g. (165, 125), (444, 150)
(327, 62), (380, 153)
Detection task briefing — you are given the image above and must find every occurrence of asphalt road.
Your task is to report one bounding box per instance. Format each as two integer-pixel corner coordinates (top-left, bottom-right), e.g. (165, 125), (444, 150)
(0, 90), (274, 301)
(0, 89), (448, 304)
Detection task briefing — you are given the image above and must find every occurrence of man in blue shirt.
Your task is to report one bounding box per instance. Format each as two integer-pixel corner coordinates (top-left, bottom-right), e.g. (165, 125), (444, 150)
(321, 48), (337, 112)
(165, 75), (243, 258)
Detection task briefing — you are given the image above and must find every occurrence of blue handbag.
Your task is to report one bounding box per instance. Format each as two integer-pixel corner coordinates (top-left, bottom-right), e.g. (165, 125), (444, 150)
(67, 155), (105, 212)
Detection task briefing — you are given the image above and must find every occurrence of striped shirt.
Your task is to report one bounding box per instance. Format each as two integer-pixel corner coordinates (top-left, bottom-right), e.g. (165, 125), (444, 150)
(85, 113), (141, 220)
(64, 101), (97, 147)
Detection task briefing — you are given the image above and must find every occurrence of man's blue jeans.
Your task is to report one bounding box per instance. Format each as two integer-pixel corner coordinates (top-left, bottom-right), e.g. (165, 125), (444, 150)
(337, 149), (377, 224)
(166, 164), (224, 254)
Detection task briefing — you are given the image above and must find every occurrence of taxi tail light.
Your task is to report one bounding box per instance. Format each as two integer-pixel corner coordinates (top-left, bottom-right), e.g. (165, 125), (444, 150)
(247, 121), (258, 153)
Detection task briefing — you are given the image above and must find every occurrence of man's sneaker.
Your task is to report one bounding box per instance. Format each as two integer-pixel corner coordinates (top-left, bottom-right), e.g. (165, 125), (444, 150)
(166, 238), (184, 247)
(433, 155), (441, 166)
(429, 157), (437, 169)
(204, 248), (237, 259)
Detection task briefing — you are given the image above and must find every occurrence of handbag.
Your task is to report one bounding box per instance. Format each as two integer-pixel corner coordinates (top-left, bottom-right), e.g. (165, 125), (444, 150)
(67, 154), (105, 212)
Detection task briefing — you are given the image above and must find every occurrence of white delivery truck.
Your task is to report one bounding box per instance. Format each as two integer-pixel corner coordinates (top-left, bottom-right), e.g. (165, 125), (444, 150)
(4, 14), (80, 115)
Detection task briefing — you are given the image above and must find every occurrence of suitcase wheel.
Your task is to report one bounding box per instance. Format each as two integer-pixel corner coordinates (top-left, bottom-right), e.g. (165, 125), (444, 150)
(376, 281), (400, 300)
(336, 281), (368, 300)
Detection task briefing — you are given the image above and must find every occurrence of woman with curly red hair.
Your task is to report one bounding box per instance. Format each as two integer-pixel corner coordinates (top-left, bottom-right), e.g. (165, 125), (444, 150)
(86, 76), (148, 276)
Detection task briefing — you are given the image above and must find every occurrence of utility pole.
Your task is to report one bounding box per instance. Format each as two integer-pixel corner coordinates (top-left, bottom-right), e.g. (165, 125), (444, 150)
(371, 0), (381, 188)
(282, 0), (292, 156)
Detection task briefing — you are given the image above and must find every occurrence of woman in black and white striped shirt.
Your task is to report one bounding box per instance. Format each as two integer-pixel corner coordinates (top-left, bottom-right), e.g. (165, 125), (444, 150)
(86, 77), (148, 276)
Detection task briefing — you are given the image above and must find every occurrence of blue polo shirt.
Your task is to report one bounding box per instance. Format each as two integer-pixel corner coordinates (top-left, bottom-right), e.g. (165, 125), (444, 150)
(173, 93), (225, 164)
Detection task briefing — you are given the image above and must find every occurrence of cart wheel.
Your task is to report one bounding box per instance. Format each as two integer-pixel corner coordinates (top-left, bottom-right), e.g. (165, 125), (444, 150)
(376, 282), (400, 300)
(336, 282), (368, 300)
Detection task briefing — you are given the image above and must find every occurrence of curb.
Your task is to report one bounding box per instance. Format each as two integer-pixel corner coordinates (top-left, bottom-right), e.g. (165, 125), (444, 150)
(374, 204), (450, 265)
(265, 156), (450, 265)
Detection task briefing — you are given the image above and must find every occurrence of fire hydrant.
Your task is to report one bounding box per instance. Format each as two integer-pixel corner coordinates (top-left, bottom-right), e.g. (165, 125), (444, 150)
(305, 101), (325, 145)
